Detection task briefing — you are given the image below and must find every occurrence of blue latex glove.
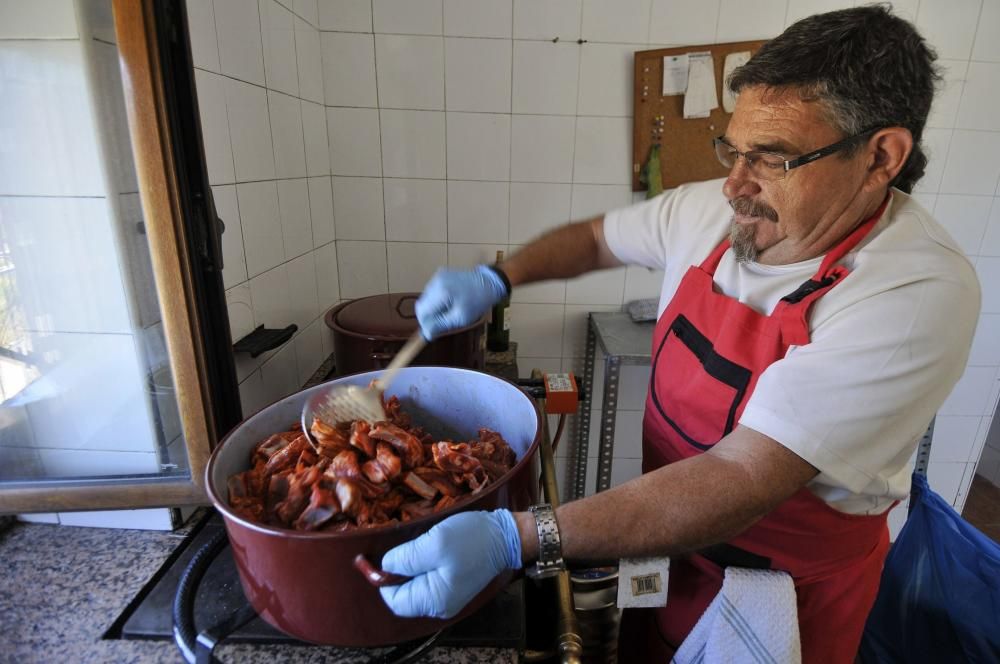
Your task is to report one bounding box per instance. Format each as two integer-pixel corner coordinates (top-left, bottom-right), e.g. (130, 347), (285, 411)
(415, 266), (508, 341)
(378, 510), (522, 619)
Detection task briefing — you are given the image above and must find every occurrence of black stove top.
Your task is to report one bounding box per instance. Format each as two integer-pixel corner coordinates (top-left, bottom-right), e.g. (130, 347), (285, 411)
(105, 510), (525, 659)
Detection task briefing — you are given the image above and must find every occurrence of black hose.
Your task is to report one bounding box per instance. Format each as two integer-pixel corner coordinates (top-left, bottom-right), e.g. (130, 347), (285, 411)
(173, 527), (229, 664)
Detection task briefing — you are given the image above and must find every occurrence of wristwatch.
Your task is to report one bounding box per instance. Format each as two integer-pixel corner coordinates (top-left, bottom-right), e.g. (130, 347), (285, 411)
(525, 503), (566, 579)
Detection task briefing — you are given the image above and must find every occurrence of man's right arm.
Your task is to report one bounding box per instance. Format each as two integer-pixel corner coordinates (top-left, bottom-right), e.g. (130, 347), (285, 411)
(500, 216), (623, 287)
(415, 216), (623, 339)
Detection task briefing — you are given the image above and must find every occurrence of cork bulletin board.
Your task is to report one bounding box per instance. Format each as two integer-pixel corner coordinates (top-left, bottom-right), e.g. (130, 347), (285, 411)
(632, 40), (767, 192)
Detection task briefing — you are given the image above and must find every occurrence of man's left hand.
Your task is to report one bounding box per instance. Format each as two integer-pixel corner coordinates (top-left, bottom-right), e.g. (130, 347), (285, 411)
(378, 510), (522, 619)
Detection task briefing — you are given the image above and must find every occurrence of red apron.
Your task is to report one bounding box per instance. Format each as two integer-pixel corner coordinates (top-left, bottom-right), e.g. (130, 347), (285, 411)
(630, 198), (892, 664)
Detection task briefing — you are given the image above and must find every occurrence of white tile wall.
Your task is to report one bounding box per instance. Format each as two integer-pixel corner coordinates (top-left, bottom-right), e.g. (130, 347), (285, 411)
(373, 0), (442, 35)
(382, 109), (448, 178)
(321, 32), (377, 107)
(212, 184), (248, 289)
(717, 0), (787, 41)
(573, 117), (632, 184)
(444, 0), (513, 38)
(375, 35), (445, 110)
(319, 0), (372, 32)
(915, 0), (982, 61)
(186, 0), (220, 72)
(446, 112), (511, 180)
(195, 70), (235, 185)
(308, 176), (336, 246)
(384, 178), (447, 241)
(188, 0), (340, 456)
(972, 0), (1000, 63)
(577, 43), (634, 117)
(237, 181), (284, 277)
(268, 90), (307, 178)
(511, 115), (577, 182)
(448, 180), (510, 243)
(445, 37), (512, 113)
(261, 0), (299, 96)
(513, 0), (582, 41)
(296, 17), (324, 103)
(581, 0), (651, 44)
(314, 241), (341, 310)
(225, 79), (276, 181)
(387, 242), (448, 292)
(650, 0), (718, 45)
(277, 178), (313, 258)
(933, 194), (992, 256)
(512, 41), (580, 115)
(328, 107), (382, 176)
(509, 183), (572, 243)
(332, 176), (385, 239)
(285, 251), (321, 330)
(927, 59), (969, 130)
(214, 0), (266, 85)
(939, 130), (1000, 196)
(193, 0), (1000, 510)
(337, 240), (389, 297)
(301, 100), (331, 176)
(955, 62), (1000, 132)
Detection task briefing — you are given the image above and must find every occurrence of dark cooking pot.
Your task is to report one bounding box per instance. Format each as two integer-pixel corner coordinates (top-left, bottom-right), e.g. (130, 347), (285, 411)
(205, 367), (541, 646)
(325, 293), (486, 376)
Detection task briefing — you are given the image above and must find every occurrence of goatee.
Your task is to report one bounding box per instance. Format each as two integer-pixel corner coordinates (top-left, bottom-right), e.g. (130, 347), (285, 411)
(730, 221), (758, 264)
(727, 197), (778, 264)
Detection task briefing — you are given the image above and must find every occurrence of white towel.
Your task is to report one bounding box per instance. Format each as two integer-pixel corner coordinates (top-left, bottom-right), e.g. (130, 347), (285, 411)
(672, 567), (801, 664)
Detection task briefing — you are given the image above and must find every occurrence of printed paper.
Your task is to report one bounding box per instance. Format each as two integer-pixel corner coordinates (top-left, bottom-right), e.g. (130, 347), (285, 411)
(662, 54), (689, 96)
(683, 52), (718, 119)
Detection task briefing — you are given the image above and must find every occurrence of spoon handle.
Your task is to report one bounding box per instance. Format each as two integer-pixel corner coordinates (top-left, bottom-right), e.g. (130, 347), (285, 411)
(373, 331), (426, 393)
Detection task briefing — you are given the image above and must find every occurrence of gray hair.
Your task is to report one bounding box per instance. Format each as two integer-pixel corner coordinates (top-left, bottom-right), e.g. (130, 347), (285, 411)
(728, 4), (941, 193)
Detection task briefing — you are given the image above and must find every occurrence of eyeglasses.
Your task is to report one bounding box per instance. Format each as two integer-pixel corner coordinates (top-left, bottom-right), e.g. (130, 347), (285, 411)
(712, 127), (880, 181)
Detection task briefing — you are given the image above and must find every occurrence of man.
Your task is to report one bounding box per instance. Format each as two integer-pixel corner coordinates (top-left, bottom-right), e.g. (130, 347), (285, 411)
(377, 6), (980, 662)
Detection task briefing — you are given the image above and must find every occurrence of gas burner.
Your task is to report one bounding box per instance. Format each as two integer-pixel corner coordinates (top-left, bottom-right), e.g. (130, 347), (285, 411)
(104, 510), (525, 663)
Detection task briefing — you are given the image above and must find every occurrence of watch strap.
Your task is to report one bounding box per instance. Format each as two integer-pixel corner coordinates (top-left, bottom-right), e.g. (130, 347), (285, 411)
(484, 263), (512, 298)
(526, 503), (565, 579)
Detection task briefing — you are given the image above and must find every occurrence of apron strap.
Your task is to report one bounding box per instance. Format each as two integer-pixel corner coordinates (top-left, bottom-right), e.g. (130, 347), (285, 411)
(775, 192), (892, 346)
(814, 193), (891, 279)
(699, 237), (732, 274)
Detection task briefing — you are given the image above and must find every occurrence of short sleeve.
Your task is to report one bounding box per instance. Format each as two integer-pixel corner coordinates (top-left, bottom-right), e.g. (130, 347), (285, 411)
(602, 192), (675, 270)
(739, 272), (980, 494)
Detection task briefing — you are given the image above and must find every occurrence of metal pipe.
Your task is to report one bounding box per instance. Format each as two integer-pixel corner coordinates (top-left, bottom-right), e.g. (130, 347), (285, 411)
(531, 369), (584, 664)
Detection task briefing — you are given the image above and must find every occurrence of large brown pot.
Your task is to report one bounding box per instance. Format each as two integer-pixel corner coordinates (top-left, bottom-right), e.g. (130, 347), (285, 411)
(205, 367), (540, 646)
(325, 293), (486, 376)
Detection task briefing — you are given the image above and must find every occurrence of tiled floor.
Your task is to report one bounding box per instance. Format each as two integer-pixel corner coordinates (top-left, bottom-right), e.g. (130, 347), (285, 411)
(961, 475), (1000, 544)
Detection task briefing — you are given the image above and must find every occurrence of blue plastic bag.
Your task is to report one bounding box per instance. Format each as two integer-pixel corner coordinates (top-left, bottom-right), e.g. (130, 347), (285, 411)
(860, 473), (1000, 663)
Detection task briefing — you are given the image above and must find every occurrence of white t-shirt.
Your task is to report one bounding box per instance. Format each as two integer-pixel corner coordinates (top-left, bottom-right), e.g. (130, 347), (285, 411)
(603, 178), (981, 514)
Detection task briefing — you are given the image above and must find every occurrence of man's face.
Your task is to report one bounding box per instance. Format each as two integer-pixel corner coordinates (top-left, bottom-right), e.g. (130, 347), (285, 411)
(721, 85), (872, 265)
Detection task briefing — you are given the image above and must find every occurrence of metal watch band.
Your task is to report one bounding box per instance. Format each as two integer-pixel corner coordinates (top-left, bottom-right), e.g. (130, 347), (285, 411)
(526, 503), (565, 579)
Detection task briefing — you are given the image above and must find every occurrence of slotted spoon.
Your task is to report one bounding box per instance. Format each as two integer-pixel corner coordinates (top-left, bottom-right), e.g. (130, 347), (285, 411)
(301, 331), (427, 442)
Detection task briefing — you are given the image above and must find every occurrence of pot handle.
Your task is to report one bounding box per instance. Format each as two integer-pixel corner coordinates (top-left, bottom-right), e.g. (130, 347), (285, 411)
(353, 554), (412, 587)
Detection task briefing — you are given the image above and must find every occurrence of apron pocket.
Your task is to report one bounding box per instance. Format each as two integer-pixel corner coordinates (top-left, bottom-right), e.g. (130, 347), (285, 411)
(650, 314), (751, 450)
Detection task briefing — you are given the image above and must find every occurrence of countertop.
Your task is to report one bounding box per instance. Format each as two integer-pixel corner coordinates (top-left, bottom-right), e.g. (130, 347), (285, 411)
(0, 514), (516, 664)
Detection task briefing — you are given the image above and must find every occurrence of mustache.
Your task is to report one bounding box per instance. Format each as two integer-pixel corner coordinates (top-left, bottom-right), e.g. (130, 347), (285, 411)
(729, 197), (778, 222)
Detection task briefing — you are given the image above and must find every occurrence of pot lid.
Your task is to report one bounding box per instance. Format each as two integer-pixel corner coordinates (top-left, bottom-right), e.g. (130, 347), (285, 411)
(333, 293), (420, 338)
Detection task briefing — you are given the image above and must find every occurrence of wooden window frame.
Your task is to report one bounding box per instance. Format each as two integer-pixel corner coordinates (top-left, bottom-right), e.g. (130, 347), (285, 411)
(0, 0), (222, 514)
